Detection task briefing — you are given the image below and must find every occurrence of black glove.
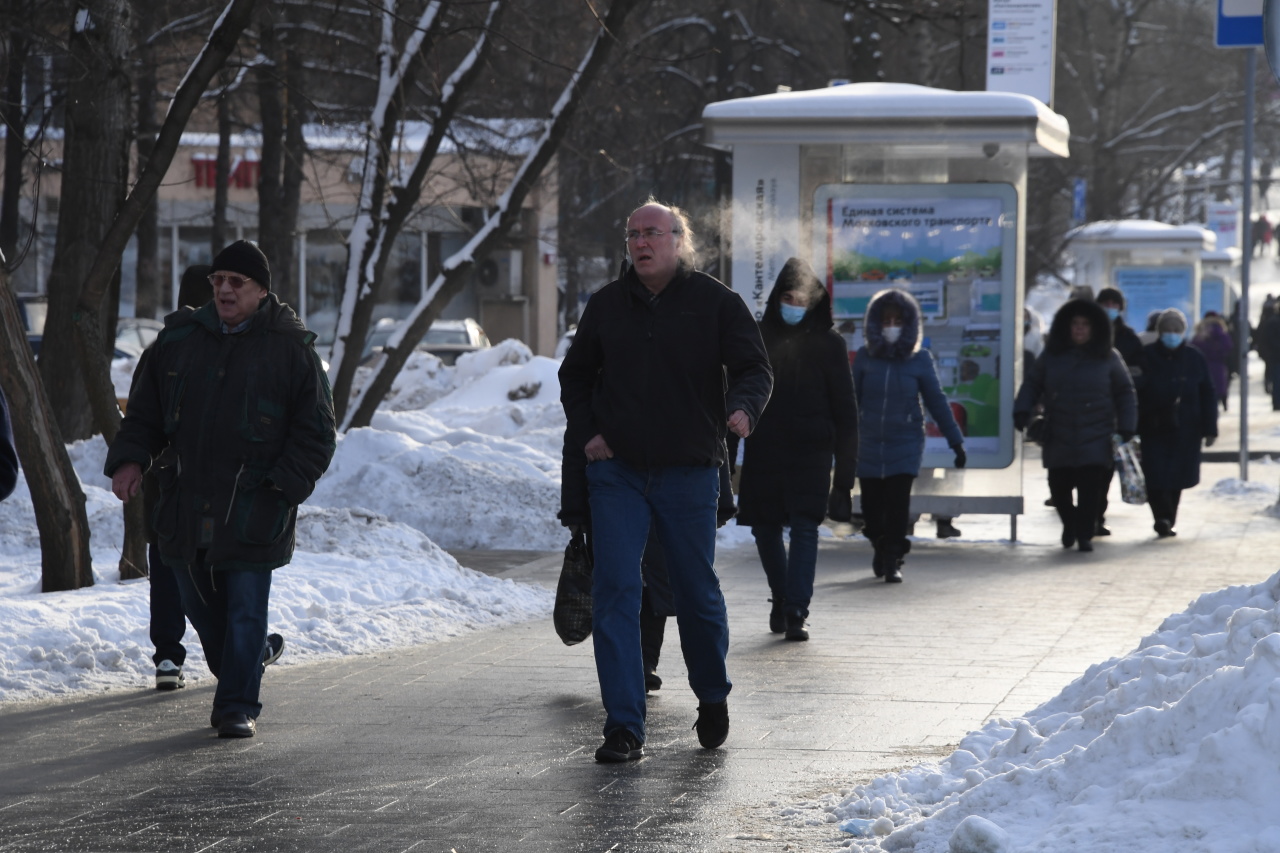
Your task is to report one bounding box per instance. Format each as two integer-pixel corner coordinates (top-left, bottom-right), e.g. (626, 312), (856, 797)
(1118, 431), (1136, 443)
(1013, 411), (1030, 432)
(716, 501), (738, 528)
(827, 489), (853, 522)
(1205, 435), (1217, 447)
(951, 443), (967, 469)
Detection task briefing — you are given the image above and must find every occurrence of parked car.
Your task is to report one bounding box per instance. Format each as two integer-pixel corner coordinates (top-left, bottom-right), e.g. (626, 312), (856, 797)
(362, 317), (491, 366)
(114, 317), (165, 359)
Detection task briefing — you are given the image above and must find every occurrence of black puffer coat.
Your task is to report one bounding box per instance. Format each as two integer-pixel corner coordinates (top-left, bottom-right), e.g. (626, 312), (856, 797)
(105, 295), (336, 572)
(1138, 340), (1218, 490)
(1014, 299), (1137, 469)
(736, 259), (857, 527)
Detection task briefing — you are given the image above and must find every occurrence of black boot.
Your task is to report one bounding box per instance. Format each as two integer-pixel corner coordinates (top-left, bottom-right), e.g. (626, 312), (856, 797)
(784, 607), (809, 641)
(639, 607), (666, 692)
(768, 597), (786, 634)
(882, 549), (904, 583)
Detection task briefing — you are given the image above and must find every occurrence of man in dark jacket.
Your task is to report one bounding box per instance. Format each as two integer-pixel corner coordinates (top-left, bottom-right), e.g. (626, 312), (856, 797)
(106, 240), (336, 739)
(1094, 287), (1146, 536)
(559, 200), (772, 763)
(0, 383), (17, 502)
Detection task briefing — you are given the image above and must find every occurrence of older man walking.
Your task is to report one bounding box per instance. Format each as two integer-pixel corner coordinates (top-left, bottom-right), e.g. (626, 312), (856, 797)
(559, 200), (773, 762)
(106, 240), (336, 738)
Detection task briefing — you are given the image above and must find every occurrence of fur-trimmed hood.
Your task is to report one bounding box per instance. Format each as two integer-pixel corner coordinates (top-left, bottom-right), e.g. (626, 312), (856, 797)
(864, 288), (922, 360)
(761, 257), (834, 337)
(1046, 298), (1114, 358)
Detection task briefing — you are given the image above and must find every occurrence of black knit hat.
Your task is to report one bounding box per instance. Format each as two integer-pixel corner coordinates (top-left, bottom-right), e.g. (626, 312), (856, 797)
(211, 240), (271, 291)
(177, 264), (212, 308)
(1096, 286), (1125, 308)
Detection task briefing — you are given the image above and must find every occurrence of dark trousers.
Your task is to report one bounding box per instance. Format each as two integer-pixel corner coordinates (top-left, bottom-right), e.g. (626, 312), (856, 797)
(1048, 466), (1111, 543)
(149, 542), (187, 667)
(860, 474), (917, 556)
(751, 517), (820, 617)
(1148, 488), (1183, 526)
(1097, 464), (1116, 528)
(171, 555), (273, 719)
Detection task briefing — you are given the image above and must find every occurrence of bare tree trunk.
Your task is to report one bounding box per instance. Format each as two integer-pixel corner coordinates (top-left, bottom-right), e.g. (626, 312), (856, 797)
(41, 0), (132, 442)
(212, 91), (230, 254)
(255, 10), (300, 302)
(134, 2), (161, 319)
(344, 0), (641, 430)
(279, 41), (305, 308)
(1, 26), (28, 265)
(0, 270), (92, 591)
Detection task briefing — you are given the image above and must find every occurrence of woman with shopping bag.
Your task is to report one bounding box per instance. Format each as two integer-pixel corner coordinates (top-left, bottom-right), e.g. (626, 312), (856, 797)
(1138, 309), (1219, 538)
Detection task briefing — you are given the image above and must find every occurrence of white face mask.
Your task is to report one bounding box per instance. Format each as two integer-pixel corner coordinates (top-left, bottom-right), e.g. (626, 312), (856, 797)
(882, 325), (902, 344)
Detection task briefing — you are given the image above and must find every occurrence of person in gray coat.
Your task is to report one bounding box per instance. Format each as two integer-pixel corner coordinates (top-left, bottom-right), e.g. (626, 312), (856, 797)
(853, 288), (965, 582)
(1014, 299), (1137, 552)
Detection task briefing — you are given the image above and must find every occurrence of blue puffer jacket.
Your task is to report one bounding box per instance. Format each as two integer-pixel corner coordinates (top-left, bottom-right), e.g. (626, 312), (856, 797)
(853, 289), (963, 478)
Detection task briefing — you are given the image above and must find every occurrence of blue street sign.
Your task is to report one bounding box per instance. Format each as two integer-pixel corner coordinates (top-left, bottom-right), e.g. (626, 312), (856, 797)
(1218, 0), (1264, 47)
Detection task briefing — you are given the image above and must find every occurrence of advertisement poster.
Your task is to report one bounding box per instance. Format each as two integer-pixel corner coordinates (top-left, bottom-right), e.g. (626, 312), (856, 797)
(1113, 266), (1197, 332)
(813, 184), (1019, 468)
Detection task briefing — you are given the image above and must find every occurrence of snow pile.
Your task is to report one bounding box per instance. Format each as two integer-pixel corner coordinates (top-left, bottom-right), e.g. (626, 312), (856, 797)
(815, 573), (1280, 852)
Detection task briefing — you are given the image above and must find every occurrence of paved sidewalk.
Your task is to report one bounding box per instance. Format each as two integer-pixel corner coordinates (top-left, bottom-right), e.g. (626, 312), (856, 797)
(2, 469), (1275, 853)
(4, 363), (1280, 852)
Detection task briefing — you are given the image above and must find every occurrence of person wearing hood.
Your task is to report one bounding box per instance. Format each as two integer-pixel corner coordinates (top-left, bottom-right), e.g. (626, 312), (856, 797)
(736, 258), (857, 641)
(1093, 286), (1146, 537)
(1139, 309), (1218, 538)
(106, 240), (337, 738)
(853, 288), (965, 582)
(1190, 312), (1233, 412)
(1014, 299), (1137, 552)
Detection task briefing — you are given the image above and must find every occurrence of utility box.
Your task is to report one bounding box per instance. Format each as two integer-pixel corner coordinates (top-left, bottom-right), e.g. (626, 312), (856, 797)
(702, 82), (1070, 533)
(1064, 221), (1215, 334)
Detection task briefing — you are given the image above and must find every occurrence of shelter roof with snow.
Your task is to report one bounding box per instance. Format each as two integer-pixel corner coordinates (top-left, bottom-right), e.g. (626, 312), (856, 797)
(701, 82), (1069, 159)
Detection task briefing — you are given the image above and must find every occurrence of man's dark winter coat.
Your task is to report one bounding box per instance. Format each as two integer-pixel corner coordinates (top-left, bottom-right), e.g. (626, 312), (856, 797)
(736, 259), (857, 527)
(105, 294), (336, 572)
(559, 265), (772, 519)
(0, 385), (17, 501)
(1138, 340), (1218, 490)
(1111, 317), (1145, 369)
(1015, 299), (1137, 470)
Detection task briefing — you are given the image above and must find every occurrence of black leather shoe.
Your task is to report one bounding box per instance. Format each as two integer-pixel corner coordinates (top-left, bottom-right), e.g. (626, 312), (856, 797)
(595, 729), (643, 762)
(936, 520), (961, 538)
(1062, 528), (1076, 549)
(693, 701), (729, 749)
(1154, 519), (1175, 538)
(1095, 523), (1111, 536)
(210, 710), (221, 729)
(871, 549), (885, 577)
(218, 712), (256, 738)
(884, 565), (903, 583)
(784, 608), (809, 641)
(644, 667), (662, 693)
(1077, 538), (1094, 552)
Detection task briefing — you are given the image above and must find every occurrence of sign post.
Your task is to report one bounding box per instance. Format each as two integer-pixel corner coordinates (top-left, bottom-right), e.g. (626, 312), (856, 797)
(986, 0), (1057, 105)
(1218, 0), (1260, 481)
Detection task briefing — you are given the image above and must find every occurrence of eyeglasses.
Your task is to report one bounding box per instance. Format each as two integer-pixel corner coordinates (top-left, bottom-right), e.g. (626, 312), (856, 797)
(625, 228), (678, 244)
(208, 273), (254, 289)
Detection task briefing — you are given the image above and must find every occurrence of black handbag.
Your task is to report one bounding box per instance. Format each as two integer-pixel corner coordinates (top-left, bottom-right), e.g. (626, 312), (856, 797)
(553, 529), (593, 646)
(1026, 413), (1048, 445)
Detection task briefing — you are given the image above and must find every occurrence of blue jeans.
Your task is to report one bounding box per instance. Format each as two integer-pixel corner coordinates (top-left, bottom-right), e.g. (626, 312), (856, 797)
(751, 518), (819, 617)
(171, 556), (272, 719)
(586, 459), (730, 743)
(149, 542), (188, 667)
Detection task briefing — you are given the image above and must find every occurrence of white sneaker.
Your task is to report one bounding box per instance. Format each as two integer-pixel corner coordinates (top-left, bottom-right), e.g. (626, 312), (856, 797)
(155, 659), (185, 691)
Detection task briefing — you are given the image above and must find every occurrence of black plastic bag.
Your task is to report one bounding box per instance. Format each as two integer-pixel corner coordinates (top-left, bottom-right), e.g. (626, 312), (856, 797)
(553, 529), (593, 645)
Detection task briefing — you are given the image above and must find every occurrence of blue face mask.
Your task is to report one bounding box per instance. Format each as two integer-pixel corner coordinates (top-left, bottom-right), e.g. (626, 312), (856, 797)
(779, 303), (807, 326)
(1160, 331), (1183, 348)
(1104, 307), (1120, 321)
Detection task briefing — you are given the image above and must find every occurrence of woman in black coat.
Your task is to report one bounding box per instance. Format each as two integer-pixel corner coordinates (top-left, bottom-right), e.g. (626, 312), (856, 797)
(736, 258), (857, 642)
(1014, 299), (1137, 552)
(1139, 309), (1218, 538)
